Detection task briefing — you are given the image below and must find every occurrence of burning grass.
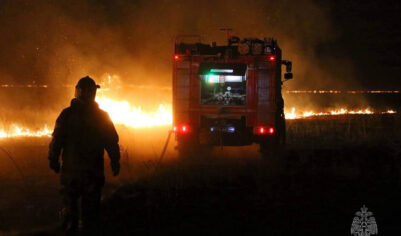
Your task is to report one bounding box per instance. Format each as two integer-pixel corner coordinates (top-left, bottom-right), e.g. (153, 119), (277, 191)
(285, 107), (396, 119)
(95, 97), (172, 128)
(0, 105), (397, 139)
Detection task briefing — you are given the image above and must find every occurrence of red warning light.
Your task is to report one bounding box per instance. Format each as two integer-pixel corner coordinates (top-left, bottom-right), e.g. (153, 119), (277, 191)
(268, 127), (274, 134)
(174, 55), (180, 60)
(268, 56), (276, 61)
(259, 127), (265, 134)
(173, 124), (190, 134)
(182, 125), (187, 132)
(255, 126), (275, 135)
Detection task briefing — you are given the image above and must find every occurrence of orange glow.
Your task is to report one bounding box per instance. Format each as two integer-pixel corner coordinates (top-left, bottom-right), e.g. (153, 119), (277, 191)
(0, 96), (173, 138)
(0, 125), (52, 139)
(285, 107), (396, 119)
(0, 74), (397, 138)
(95, 96), (172, 128)
(286, 90), (400, 94)
(0, 107), (397, 138)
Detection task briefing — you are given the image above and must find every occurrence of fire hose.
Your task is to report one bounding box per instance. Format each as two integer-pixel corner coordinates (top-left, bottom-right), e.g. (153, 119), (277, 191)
(0, 146), (25, 181)
(155, 130), (173, 170)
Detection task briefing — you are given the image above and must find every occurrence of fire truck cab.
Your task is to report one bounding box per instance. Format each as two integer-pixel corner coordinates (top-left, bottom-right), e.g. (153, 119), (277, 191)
(172, 35), (292, 156)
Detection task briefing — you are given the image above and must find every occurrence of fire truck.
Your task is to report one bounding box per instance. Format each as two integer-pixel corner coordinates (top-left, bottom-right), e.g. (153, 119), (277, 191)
(172, 35), (293, 156)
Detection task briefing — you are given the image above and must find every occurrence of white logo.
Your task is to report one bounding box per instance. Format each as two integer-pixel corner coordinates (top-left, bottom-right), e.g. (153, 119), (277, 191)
(351, 205), (378, 236)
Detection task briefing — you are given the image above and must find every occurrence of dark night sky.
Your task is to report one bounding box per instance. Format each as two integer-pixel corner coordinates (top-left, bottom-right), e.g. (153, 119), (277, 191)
(317, 0), (401, 89)
(0, 0), (400, 90)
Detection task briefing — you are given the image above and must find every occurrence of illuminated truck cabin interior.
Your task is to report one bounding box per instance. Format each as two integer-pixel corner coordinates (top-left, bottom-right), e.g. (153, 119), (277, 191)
(199, 63), (247, 106)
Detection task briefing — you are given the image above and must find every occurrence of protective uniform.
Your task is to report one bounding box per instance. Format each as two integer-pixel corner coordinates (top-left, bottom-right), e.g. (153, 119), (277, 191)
(48, 76), (120, 234)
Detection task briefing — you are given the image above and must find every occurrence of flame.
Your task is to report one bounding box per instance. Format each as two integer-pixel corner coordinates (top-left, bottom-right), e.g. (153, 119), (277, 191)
(95, 97), (172, 128)
(0, 125), (52, 138)
(0, 107), (397, 138)
(0, 74), (397, 138)
(94, 74), (172, 128)
(1, 106), (396, 138)
(0, 96), (173, 138)
(286, 90), (400, 94)
(285, 108), (396, 119)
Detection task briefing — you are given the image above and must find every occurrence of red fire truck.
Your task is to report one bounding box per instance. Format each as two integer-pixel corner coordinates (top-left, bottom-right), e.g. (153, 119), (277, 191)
(172, 35), (293, 156)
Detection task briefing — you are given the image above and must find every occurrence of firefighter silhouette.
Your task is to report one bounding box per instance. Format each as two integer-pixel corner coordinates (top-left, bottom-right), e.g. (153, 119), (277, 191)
(48, 76), (120, 235)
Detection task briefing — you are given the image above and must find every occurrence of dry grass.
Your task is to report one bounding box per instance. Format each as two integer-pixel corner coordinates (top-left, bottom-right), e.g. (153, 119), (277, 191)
(286, 114), (401, 148)
(0, 113), (400, 234)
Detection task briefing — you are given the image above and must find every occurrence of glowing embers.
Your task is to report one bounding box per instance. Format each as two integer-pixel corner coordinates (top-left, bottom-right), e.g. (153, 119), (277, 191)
(285, 107), (397, 119)
(286, 90), (400, 94)
(254, 126), (274, 135)
(173, 124), (190, 134)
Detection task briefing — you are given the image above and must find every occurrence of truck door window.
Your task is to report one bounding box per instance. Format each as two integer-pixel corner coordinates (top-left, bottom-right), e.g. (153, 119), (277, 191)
(200, 73), (247, 106)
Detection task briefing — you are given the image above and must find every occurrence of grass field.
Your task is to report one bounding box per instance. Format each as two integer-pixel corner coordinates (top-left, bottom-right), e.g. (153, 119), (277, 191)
(0, 113), (400, 235)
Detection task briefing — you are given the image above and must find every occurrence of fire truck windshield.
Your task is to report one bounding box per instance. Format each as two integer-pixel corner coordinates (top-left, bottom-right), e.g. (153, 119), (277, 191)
(200, 73), (246, 106)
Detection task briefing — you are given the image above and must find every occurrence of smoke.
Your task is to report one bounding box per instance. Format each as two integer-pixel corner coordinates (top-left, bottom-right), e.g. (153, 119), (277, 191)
(0, 0), (355, 84)
(0, 0), (365, 123)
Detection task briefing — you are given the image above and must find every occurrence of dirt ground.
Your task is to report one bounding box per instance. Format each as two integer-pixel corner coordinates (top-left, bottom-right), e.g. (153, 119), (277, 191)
(1, 114), (401, 235)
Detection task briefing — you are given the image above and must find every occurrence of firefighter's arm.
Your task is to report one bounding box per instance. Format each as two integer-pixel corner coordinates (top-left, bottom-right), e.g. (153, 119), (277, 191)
(48, 110), (67, 173)
(104, 113), (121, 176)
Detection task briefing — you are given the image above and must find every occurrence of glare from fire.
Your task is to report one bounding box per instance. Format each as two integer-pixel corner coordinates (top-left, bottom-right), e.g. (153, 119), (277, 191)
(0, 96), (173, 138)
(0, 125), (52, 138)
(94, 74), (173, 128)
(95, 97), (172, 128)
